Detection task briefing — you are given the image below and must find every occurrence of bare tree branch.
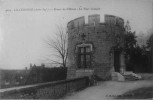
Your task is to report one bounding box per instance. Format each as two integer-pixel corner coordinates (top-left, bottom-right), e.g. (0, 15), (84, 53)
(44, 24), (68, 67)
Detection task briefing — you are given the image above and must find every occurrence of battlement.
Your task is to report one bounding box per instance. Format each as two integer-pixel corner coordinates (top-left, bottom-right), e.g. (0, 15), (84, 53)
(88, 14), (100, 26)
(67, 16), (85, 29)
(67, 14), (124, 30)
(105, 15), (124, 27)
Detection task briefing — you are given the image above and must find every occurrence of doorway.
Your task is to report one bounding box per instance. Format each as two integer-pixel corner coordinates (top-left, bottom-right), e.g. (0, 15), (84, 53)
(114, 50), (120, 72)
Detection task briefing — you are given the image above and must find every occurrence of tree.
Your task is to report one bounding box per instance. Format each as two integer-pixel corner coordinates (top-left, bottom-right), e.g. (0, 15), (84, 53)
(124, 20), (137, 56)
(124, 21), (140, 71)
(146, 32), (153, 48)
(45, 24), (68, 67)
(124, 20), (150, 72)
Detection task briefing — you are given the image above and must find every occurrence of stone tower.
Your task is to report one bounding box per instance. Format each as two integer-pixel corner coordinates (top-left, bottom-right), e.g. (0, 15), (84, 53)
(67, 14), (126, 80)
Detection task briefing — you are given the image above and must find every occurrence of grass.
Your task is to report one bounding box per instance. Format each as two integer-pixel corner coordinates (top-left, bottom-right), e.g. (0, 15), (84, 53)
(115, 87), (153, 99)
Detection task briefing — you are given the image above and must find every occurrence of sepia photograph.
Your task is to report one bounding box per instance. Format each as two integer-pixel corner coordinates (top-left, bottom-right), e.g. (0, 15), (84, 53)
(0, 0), (153, 99)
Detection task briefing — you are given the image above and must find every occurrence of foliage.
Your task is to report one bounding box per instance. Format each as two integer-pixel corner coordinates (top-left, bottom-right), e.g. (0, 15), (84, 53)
(0, 66), (67, 88)
(124, 31), (137, 54)
(146, 33), (153, 48)
(124, 21), (150, 72)
(0, 70), (29, 88)
(25, 66), (67, 85)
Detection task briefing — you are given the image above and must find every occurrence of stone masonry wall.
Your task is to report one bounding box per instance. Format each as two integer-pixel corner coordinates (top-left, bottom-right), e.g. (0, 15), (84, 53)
(67, 14), (125, 80)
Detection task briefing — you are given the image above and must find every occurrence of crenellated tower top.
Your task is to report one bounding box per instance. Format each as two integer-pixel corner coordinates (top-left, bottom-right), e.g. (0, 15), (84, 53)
(67, 14), (124, 30)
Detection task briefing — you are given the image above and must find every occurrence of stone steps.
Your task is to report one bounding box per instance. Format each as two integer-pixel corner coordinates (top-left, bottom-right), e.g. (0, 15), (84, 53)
(122, 71), (142, 81)
(111, 72), (142, 81)
(123, 74), (140, 81)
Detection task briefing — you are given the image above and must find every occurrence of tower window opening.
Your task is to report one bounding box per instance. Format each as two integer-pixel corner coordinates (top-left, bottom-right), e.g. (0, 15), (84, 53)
(76, 44), (92, 69)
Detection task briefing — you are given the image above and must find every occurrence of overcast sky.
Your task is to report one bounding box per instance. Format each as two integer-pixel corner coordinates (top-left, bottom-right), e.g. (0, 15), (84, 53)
(0, 0), (152, 69)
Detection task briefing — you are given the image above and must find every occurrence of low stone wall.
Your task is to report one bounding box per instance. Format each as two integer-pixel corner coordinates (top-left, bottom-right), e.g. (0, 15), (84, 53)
(0, 77), (89, 99)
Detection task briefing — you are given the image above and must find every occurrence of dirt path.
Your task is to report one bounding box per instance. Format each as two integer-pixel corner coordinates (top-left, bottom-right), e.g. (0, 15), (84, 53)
(64, 80), (153, 100)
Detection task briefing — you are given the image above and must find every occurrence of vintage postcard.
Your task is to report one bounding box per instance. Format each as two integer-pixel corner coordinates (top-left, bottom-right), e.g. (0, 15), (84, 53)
(0, 0), (153, 99)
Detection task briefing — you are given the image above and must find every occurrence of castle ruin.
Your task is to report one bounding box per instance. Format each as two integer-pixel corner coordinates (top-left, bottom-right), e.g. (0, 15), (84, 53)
(67, 14), (126, 80)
